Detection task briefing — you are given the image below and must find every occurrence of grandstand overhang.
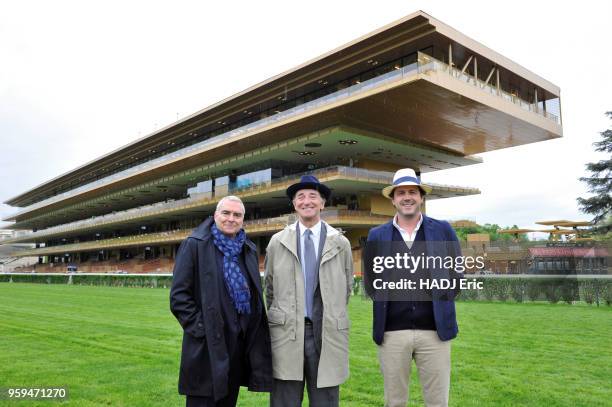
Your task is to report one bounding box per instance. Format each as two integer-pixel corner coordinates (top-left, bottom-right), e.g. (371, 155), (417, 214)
(5, 10), (560, 209)
(5, 125), (482, 225)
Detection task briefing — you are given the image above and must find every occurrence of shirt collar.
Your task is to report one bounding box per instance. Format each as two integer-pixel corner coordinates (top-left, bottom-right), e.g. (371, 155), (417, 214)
(393, 213), (423, 233)
(299, 220), (322, 238)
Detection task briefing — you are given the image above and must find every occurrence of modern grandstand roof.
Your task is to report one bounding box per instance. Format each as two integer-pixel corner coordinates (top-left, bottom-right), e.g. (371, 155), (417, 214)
(5, 10), (560, 208)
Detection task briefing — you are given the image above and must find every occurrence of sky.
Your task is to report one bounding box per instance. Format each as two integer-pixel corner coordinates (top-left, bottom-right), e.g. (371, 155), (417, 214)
(1, 0), (611, 237)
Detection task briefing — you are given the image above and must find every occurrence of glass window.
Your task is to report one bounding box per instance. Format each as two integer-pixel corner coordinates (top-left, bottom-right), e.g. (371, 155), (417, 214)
(234, 168), (272, 190)
(545, 98), (561, 118)
(215, 176), (229, 186)
(187, 180), (212, 196)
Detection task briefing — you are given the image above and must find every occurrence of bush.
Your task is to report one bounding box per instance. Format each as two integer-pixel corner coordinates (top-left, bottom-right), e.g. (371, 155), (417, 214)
(458, 285), (478, 301)
(580, 280), (597, 305)
(559, 280), (579, 304)
(494, 279), (511, 301)
(544, 282), (561, 304)
(603, 281), (612, 306)
(353, 276), (362, 296)
(510, 280), (526, 303)
(481, 279), (495, 301)
(526, 280), (543, 301)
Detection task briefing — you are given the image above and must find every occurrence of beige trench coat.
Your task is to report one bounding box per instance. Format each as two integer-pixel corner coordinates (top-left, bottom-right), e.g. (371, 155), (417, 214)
(264, 221), (353, 388)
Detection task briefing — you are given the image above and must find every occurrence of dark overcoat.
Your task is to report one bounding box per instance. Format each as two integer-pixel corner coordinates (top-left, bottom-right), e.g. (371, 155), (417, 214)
(170, 218), (273, 401)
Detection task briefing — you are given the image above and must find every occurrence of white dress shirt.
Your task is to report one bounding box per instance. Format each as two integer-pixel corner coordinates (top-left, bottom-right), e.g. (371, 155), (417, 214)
(392, 213), (423, 249)
(298, 220), (322, 268)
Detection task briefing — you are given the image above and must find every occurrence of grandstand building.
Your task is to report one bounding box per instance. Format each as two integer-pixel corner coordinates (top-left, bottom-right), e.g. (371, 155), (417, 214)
(0, 230), (36, 272)
(1, 11), (562, 274)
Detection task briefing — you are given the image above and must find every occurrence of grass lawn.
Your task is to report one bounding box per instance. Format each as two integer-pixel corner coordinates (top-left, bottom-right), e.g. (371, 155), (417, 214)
(0, 283), (610, 406)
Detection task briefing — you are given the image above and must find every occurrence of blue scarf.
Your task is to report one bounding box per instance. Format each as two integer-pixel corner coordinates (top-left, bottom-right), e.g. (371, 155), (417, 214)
(211, 224), (251, 314)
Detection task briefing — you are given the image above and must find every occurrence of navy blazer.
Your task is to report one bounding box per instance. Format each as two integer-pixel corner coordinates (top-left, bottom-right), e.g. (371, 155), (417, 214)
(367, 214), (462, 345)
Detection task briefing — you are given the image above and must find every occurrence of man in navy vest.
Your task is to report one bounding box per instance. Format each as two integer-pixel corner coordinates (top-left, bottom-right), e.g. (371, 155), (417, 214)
(367, 168), (462, 407)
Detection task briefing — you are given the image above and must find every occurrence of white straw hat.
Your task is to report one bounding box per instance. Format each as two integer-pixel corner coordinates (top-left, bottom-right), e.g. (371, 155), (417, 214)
(382, 168), (432, 199)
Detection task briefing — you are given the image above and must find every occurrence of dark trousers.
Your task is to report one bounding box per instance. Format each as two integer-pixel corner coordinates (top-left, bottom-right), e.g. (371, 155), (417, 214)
(270, 323), (339, 407)
(186, 389), (239, 407)
(185, 334), (245, 407)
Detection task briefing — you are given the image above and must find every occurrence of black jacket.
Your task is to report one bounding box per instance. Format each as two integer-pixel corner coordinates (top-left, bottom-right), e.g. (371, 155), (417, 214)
(170, 218), (273, 400)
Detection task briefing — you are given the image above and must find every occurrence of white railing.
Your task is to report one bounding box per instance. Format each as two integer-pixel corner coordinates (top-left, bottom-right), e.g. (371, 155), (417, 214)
(417, 52), (561, 124)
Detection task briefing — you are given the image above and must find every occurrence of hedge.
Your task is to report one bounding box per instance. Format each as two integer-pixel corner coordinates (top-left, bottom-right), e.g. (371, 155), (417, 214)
(2, 273), (611, 306)
(456, 276), (611, 306)
(0, 273), (173, 288)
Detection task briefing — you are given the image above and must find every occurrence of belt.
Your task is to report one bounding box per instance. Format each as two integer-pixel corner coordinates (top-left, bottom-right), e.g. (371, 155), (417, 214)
(304, 317), (313, 325)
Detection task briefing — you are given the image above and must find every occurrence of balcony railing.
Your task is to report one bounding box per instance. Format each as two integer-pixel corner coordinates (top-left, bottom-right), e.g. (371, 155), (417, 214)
(245, 209), (390, 230)
(11, 209), (391, 256)
(5, 166), (396, 243)
(5, 165), (480, 244)
(417, 52), (561, 124)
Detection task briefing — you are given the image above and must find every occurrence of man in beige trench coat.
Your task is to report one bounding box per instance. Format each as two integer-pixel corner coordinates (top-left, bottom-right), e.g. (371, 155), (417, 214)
(264, 175), (353, 407)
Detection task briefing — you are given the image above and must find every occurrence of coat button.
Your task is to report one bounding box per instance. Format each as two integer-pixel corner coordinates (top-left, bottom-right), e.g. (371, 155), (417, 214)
(216, 333), (221, 339)
(198, 323), (203, 327)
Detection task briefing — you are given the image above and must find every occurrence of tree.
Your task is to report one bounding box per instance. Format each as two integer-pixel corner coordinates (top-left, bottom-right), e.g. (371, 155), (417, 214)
(577, 111), (612, 231)
(453, 223), (528, 242)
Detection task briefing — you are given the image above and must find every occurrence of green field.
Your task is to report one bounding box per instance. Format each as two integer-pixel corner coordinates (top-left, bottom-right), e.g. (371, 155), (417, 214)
(0, 283), (610, 406)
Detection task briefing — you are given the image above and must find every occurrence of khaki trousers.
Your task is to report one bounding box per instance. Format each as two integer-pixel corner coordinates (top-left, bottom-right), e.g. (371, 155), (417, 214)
(377, 330), (451, 407)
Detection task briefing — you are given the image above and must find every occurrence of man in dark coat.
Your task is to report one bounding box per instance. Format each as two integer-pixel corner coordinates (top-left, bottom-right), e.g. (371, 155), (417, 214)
(170, 195), (273, 407)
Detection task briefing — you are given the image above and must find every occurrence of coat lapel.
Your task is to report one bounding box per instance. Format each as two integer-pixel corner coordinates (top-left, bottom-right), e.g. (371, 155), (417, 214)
(321, 222), (348, 266)
(422, 215), (436, 256)
(279, 227), (300, 262)
(384, 221), (395, 242)
(309, 223), (326, 293)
